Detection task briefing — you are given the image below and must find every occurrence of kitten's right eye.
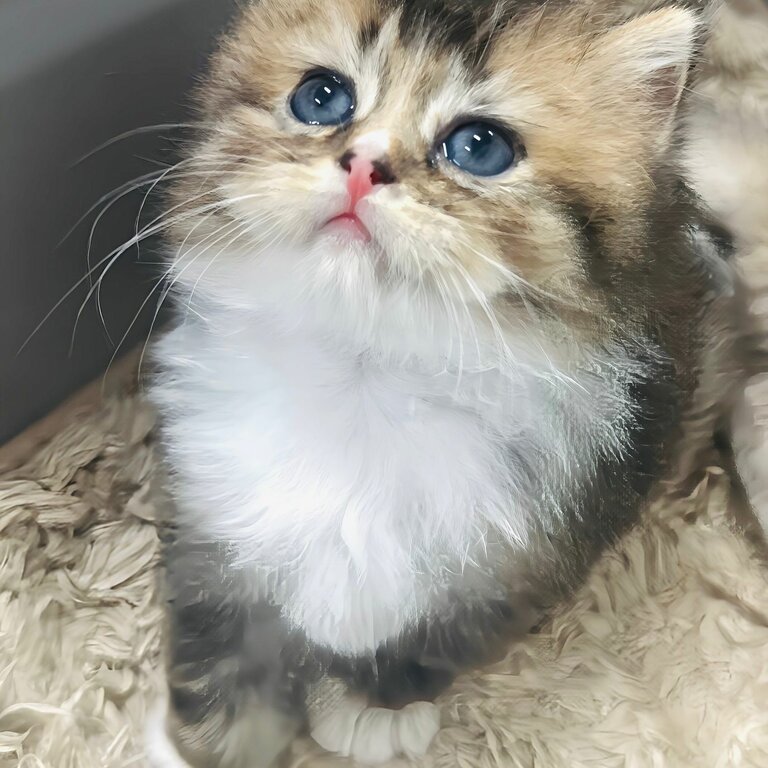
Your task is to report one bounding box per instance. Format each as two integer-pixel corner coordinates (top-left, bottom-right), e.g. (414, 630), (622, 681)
(290, 71), (355, 127)
(440, 121), (519, 178)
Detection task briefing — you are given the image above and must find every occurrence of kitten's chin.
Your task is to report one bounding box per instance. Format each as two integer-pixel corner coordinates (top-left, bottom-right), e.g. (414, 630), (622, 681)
(315, 216), (390, 271)
(323, 213), (372, 243)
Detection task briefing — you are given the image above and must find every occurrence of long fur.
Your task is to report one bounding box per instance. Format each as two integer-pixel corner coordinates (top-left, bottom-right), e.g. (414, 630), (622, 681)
(147, 2), (744, 765)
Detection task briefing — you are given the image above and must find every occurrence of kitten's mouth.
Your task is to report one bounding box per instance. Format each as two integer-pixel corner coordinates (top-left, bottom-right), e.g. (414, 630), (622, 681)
(323, 212), (372, 243)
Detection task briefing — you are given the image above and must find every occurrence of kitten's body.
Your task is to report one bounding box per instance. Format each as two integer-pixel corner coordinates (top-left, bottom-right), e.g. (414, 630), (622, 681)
(153, 274), (655, 655)
(147, 2), (743, 765)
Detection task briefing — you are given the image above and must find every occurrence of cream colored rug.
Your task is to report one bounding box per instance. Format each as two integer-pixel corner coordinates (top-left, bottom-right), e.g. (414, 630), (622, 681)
(1, 388), (768, 768)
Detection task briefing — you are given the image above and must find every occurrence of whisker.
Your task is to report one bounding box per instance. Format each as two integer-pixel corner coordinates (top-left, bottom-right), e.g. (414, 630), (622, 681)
(135, 210), (226, 381)
(73, 122), (200, 167)
(68, 192), (236, 353)
(144, 206), (282, 377)
(58, 167), (178, 248)
(21, 191), (250, 355)
(92, 160), (191, 345)
(431, 265), (466, 382)
(446, 254), (512, 369)
(103, 263), (176, 394)
(109, 216), (249, 390)
(182, 220), (258, 322)
(57, 159), (246, 249)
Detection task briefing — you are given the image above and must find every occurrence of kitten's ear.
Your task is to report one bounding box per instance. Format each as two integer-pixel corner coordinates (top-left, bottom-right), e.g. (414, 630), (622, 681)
(595, 7), (699, 146)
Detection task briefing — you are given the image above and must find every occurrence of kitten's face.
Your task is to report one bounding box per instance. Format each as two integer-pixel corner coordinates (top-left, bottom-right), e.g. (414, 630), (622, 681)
(168, 0), (695, 356)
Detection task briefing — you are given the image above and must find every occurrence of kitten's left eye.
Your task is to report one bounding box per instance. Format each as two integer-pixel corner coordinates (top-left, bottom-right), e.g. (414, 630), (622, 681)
(290, 71), (355, 127)
(441, 122), (518, 177)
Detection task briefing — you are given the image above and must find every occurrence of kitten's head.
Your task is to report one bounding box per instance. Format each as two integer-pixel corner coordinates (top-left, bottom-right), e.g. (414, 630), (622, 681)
(168, 0), (698, 360)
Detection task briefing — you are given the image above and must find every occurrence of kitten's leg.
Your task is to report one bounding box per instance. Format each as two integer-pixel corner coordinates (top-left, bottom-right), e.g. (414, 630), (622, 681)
(306, 636), (465, 763)
(306, 618), (459, 763)
(145, 698), (195, 768)
(308, 597), (538, 764)
(146, 541), (303, 768)
(307, 676), (441, 764)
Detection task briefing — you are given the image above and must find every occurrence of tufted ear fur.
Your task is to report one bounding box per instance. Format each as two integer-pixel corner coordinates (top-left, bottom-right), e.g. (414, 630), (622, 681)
(592, 7), (700, 151)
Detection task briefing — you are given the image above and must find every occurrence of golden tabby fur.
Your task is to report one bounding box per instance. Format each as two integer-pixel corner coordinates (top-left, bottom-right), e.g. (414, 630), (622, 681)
(147, 3), (746, 766)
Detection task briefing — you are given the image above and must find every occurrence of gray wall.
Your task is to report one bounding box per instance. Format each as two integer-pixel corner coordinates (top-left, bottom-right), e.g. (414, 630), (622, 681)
(1, 0), (238, 443)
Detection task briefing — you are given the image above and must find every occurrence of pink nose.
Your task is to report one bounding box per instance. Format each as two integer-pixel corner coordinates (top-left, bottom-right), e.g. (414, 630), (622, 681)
(339, 151), (396, 209)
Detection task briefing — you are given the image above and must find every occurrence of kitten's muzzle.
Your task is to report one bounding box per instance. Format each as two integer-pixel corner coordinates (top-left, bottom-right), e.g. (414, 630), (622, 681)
(324, 149), (396, 243)
(338, 150), (397, 209)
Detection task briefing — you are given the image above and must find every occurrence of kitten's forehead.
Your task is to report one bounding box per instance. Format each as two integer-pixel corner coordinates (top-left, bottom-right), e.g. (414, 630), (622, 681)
(231, 0), (547, 126)
(385, 0), (508, 56)
(242, 0), (544, 68)
(371, 0), (548, 67)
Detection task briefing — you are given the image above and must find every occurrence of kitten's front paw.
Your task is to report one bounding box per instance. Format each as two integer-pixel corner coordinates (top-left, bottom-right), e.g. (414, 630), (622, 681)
(144, 701), (194, 768)
(309, 686), (440, 764)
(391, 701), (441, 758)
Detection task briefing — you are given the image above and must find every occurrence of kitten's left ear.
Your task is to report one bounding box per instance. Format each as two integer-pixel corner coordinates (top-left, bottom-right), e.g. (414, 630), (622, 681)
(594, 7), (699, 148)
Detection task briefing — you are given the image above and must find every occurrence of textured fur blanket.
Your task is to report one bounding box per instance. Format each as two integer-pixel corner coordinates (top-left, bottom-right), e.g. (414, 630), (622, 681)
(1, 392), (768, 768)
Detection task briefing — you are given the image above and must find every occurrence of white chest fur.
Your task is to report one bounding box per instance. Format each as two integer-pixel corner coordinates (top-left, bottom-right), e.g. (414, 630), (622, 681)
(151, 313), (633, 654)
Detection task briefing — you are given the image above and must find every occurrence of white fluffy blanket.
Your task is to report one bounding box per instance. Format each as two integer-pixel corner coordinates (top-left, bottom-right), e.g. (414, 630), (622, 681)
(1, 393), (768, 768)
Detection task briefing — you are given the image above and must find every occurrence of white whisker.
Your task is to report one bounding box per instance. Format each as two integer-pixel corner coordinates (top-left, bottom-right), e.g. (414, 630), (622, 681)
(73, 122), (200, 166)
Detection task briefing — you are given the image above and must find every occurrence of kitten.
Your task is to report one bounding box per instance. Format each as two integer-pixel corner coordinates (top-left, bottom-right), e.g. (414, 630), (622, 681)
(146, 2), (742, 766)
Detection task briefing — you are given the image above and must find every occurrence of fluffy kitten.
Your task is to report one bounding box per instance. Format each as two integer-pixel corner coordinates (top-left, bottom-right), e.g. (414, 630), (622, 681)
(147, 1), (741, 765)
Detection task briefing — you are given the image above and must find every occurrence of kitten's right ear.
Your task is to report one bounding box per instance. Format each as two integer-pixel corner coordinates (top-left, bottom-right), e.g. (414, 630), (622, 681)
(592, 7), (700, 149)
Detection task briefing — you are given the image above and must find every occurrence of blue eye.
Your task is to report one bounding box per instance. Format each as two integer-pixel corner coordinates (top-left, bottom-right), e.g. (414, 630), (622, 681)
(441, 121), (519, 177)
(290, 71), (355, 126)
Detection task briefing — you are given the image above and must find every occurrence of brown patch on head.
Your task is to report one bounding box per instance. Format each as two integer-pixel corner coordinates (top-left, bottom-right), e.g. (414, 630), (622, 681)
(483, 6), (697, 204)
